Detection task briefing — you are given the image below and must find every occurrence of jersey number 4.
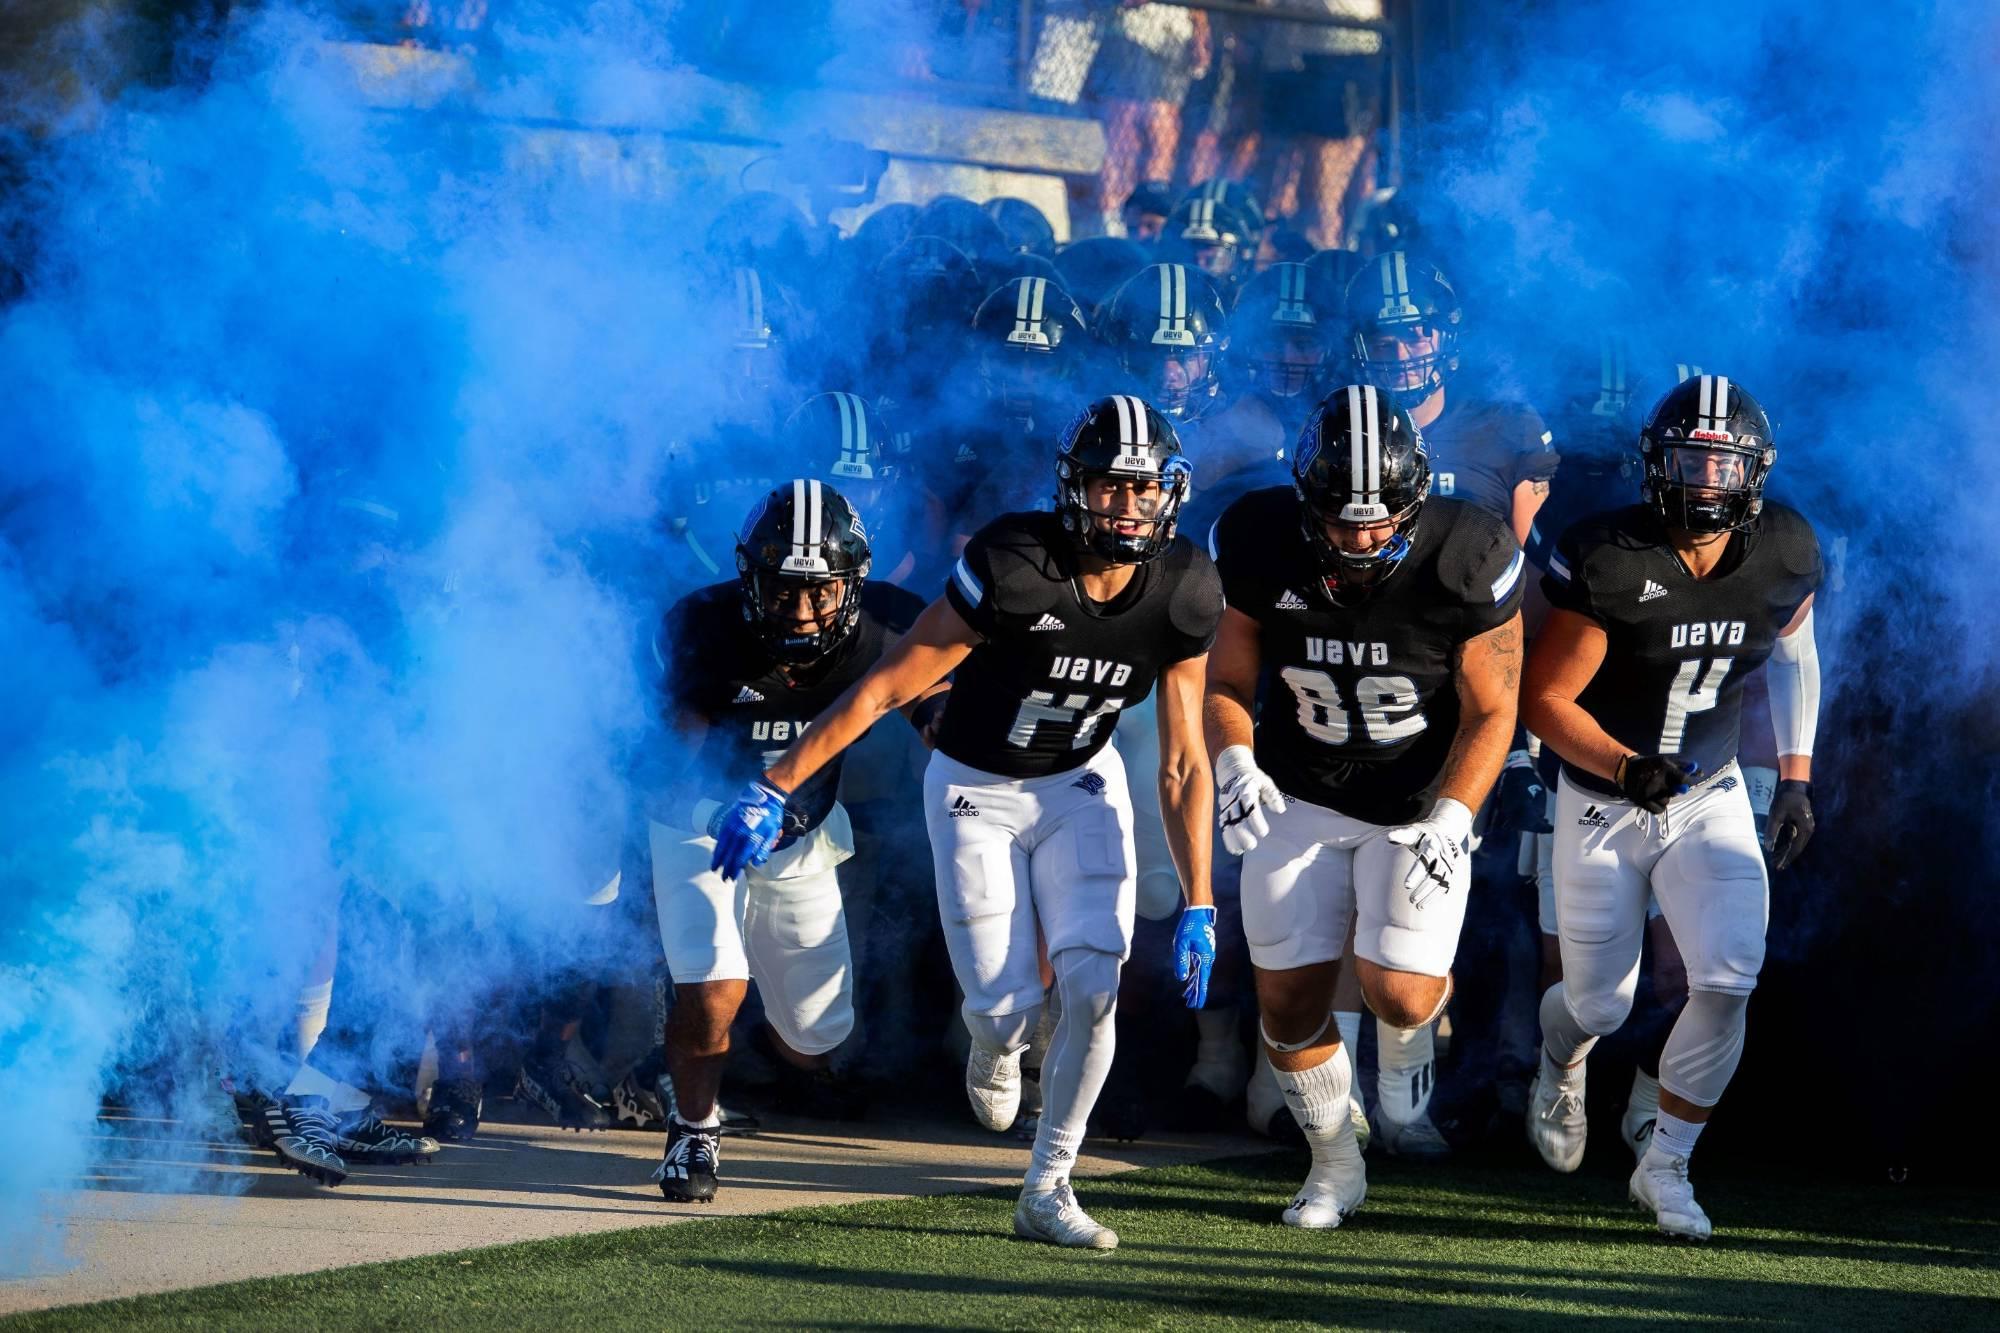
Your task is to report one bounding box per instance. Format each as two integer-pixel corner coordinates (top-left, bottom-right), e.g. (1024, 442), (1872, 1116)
(1660, 657), (1732, 752)
(1008, 690), (1124, 750)
(1279, 668), (1425, 746)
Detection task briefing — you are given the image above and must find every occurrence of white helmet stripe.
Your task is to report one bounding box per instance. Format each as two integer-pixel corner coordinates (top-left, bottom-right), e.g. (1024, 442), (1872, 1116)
(807, 478), (823, 556)
(791, 476), (808, 554)
(1346, 384), (1366, 501)
(1157, 262), (1173, 318)
(738, 268), (764, 333)
(1112, 394), (1134, 446)
(1028, 276), (1047, 323)
(1713, 375), (1730, 427)
(1129, 394), (1150, 446)
(1015, 277), (1035, 323)
(1363, 384), (1382, 500)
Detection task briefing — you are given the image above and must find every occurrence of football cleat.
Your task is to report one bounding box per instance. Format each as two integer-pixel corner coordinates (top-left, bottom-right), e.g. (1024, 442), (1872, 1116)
(1014, 1184), (1118, 1250)
(966, 1045), (1024, 1132)
(1282, 1141), (1368, 1229)
(336, 1112), (439, 1164)
(654, 1116), (720, 1203)
(1375, 1108), (1452, 1160)
(424, 1077), (483, 1142)
(518, 1050), (612, 1132)
(1527, 1067), (1588, 1173)
(262, 1095), (348, 1186)
(611, 1048), (671, 1131)
(1630, 1152), (1713, 1240)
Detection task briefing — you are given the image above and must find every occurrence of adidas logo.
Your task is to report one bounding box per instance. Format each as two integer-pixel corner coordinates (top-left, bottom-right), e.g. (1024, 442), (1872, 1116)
(955, 442), (978, 463)
(1276, 589), (1309, 610)
(1639, 579), (1669, 602)
(949, 795), (981, 818)
(1030, 613), (1066, 631)
(1577, 805), (1612, 829)
(732, 685), (765, 704)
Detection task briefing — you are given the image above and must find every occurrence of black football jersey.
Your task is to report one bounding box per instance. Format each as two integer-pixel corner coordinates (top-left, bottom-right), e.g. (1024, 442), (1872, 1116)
(1210, 489), (1526, 826)
(658, 579), (925, 833)
(940, 511), (1224, 779)
(1420, 396), (1560, 522)
(1542, 502), (1821, 799)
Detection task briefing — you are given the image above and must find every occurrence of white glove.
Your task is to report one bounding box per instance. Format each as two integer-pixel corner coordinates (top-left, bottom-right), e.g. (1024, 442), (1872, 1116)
(1387, 797), (1474, 909)
(1215, 745), (1287, 856)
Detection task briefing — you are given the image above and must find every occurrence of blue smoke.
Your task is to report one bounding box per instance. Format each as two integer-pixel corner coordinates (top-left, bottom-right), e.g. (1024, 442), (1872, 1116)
(3, 0), (1996, 1274)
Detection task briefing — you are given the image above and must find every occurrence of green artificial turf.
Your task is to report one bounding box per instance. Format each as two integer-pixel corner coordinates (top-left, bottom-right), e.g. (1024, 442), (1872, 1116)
(10, 1154), (1997, 1330)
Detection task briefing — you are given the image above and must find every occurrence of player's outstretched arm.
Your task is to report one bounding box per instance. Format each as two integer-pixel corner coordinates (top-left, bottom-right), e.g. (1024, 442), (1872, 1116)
(1157, 652), (1214, 911)
(1521, 607), (1627, 783)
(765, 594), (980, 794)
(1437, 610), (1524, 813)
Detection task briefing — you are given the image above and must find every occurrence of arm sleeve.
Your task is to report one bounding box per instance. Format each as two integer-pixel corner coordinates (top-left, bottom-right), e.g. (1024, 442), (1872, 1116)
(1538, 522), (1602, 625)
(1766, 607), (1819, 758)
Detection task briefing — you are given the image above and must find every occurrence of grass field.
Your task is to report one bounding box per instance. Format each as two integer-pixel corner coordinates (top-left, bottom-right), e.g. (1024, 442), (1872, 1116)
(9, 1152), (1997, 1330)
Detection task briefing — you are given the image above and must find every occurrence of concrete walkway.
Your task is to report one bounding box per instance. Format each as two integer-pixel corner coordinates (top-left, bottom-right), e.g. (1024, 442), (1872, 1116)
(2, 1106), (1272, 1316)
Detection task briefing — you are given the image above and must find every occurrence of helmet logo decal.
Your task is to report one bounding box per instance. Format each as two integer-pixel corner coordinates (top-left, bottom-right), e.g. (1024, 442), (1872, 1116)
(1007, 277), (1052, 347)
(1151, 264), (1196, 347)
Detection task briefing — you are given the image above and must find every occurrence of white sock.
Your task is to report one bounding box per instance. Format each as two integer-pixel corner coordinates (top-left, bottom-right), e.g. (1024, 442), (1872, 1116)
(1648, 1110), (1704, 1162)
(1333, 1010), (1364, 1110)
(1628, 1067), (1661, 1118)
(1538, 983), (1595, 1086)
(675, 1108), (721, 1131)
(294, 980), (332, 1062)
(1376, 1020), (1435, 1127)
(1273, 1046), (1357, 1164)
(285, 1061), (372, 1114)
(1026, 951), (1118, 1194)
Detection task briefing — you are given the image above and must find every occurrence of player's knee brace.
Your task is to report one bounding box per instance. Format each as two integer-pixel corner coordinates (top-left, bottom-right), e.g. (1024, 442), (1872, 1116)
(1053, 948), (1120, 1035)
(1565, 979), (1637, 1037)
(1658, 987), (1750, 1108)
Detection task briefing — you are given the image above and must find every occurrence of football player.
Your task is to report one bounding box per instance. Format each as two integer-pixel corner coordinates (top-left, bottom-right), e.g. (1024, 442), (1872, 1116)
(708, 396), (1225, 1250)
(1097, 263), (1231, 424)
(1206, 384), (1525, 1227)
(1523, 375), (1821, 1240)
(1344, 250), (1557, 543)
(647, 480), (932, 1205)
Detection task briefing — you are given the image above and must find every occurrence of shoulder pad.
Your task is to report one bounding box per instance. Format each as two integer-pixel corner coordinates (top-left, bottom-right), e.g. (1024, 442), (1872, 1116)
(1431, 499), (1526, 607)
(966, 512), (1067, 619)
(1165, 538), (1227, 640)
(1759, 502), (1823, 581)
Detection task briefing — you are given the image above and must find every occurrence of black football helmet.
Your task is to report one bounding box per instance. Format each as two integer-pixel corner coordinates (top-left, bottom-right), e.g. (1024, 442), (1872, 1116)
(1343, 250), (1462, 400)
(971, 276), (1091, 432)
(1638, 374), (1776, 534)
(785, 391), (897, 487)
(1158, 196), (1255, 290)
(1054, 236), (1151, 317)
(712, 265), (802, 404)
(984, 196), (1058, 263)
(1055, 395), (1193, 564)
(1182, 178), (1267, 244)
(1230, 262), (1341, 402)
(735, 479), (873, 665)
(1097, 263), (1229, 421)
(1293, 384), (1432, 602)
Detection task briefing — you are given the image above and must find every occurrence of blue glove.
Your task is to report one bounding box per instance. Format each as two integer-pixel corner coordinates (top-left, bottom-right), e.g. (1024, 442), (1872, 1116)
(708, 778), (791, 881)
(1173, 905), (1218, 1009)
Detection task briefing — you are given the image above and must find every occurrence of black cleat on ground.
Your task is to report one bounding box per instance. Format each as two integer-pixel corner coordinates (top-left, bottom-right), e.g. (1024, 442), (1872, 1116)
(424, 1077), (484, 1142)
(232, 1086), (278, 1149)
(612, 1048), (671, 1131)
(654, 1115), (720, 1203)
(519, 1052), (613, 1131)
(262, 1096), (349, 1186)
(336, 1112), (440, 1164)
(1089, 1093), (1147, 1144)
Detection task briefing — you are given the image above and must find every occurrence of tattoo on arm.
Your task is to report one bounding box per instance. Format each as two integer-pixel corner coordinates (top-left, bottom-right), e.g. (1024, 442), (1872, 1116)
(1460, 616), (1523, 692)
(1530, 479), (1551, 497)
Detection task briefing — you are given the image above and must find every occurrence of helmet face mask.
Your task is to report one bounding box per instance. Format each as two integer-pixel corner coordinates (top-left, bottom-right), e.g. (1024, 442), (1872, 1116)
(1638, 374), (1776, 536)
(735, 480), (873, 666)
(1253, 329), (1331, 400)
(1099, 263), (1229, 423)
(1293, 384), (1432, 603)
(1055, 395), (1193, 564)
(1342, 251), (1463, 401)
(971, 277), (1088, 431)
